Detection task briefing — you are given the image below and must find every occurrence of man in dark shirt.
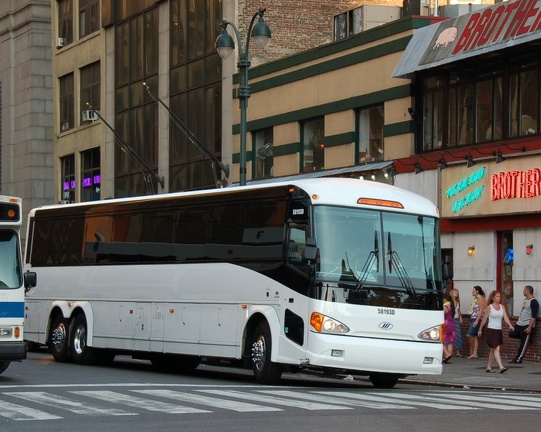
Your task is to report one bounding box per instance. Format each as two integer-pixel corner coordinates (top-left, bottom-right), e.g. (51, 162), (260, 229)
(509, 285), (539, 364)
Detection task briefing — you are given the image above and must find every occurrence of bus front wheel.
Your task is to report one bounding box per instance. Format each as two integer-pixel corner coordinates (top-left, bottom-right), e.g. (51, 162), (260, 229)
(49, 315), (70, 362)
(369, 373), (399, 389)
(70, 314), (98, 365)
(251, 321), (282, 384)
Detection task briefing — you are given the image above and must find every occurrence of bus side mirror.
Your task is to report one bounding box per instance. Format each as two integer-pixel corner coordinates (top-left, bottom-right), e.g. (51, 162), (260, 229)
(24, 271), (37, 291)
(304, 237), (318, 262)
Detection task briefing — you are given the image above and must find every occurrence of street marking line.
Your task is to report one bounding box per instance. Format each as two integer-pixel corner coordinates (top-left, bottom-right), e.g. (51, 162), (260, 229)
(200, 389), (352, 411)
(133, 389), (282, 412)
(72, 390), (210, 414)
(0, 399), (62, 421)
(424, 392), (540, 410)
(4, 391), (136, 416)
(257, 390), (415, 410)
(322, 391), (479, 410)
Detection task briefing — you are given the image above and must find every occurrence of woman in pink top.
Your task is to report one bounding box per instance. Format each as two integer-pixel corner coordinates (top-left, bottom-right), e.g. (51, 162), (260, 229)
(478, 290), (514, 373)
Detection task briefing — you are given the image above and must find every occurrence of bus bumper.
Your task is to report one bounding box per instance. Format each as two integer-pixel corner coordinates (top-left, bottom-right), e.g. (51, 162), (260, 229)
(0, 341), (27, 361)
(306, 333), (442, 376)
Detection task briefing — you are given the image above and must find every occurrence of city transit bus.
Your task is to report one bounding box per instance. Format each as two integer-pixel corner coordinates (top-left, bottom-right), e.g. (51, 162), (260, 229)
(0, 195), (36, 375)
(23, 178), (444, 388)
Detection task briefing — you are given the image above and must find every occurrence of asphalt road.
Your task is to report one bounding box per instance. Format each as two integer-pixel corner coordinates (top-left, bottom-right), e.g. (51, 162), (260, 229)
(1, 352), (540, 432)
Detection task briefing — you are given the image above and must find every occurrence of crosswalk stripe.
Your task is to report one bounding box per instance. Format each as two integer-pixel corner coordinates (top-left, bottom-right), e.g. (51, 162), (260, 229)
(72, 390), (211, 414)
(4, 391), (135, 417)
(257, 390), (415, 410)
(424, 393), (540, 410)
(134, 389), (282, 412)
(317, 391), (478, 410)
(200, 389), (352, 410)
(0, 399), (62, 421)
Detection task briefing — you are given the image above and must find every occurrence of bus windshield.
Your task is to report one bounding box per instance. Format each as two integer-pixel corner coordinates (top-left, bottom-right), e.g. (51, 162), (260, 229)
(0, 230), (22, 289)
(314, 205), (441, 309)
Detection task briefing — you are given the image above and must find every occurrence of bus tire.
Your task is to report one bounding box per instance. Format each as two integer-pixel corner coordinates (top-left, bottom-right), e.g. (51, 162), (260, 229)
(0, 361), (10, 375)
(70, 314), (98, 365)
(251, 321), (282, 384)
(49, 315), (70, 362)
(369, 373), (399, 389)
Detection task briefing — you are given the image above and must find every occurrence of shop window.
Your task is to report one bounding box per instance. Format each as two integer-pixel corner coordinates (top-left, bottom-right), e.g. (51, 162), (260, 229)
(499, 231), (514, 316)
(254, 128), (273, 179)
(358, 105), (384, 161)
(81, 148), (101, 202)
(61, 154), (76, 203)
(59, 73), (74, 132)
(58, 0), (73, 46)
(79, 0), (100, 38)
(302, 118), (325, 172)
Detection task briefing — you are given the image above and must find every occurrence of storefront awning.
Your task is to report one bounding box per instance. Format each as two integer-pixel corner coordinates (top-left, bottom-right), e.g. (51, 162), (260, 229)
(393, 0), (541, 79)
(247, 161), (393, 185)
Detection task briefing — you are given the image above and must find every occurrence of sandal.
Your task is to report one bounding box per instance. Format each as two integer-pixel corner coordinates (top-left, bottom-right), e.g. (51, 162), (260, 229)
(486, 369), (495, 373)
(443, 356), (452, 364)
(500, 367), (508, 374)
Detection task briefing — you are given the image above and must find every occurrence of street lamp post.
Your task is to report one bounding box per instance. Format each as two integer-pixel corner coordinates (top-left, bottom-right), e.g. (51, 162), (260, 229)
(216, 8), (271, 186)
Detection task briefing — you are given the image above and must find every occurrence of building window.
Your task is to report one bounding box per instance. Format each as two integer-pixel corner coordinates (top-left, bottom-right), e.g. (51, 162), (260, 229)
(59, 73), (74, 132)
(115, 7), (159, 197)
(169, 0), (223, 191)
(79, 0), (100, 38)
(357, 105), (384, 162)
(81, 148), (100, 202)
(422, 77), (443, 151)
(254, 128), (273, 179)
(302, 118), (325, 172)
(80, 62), (100, 122)
(58, 0), (73, 45)
(510, 62), (539, 137)
(61, 154), (76, 203)
(419, 55), (541, 151)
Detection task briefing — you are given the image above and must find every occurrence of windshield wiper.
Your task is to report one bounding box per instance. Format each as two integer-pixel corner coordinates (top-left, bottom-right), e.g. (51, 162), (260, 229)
(354, 232), (379, 291)
(387, 232), (416, 297)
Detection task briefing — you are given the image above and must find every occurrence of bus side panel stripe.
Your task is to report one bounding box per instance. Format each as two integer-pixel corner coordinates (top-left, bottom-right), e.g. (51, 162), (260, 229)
(0, 302), (25, 318)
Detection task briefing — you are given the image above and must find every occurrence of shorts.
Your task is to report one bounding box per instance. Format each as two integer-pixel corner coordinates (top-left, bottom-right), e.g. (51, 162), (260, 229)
(486, 328), (503, 348)
(467, 318), (480, 337)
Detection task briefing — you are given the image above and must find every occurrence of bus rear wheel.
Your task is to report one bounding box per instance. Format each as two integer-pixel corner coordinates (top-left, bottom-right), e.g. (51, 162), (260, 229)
(70, 314), (98, 365)
(0, 361), (10, 375)
(251, 321), (282, 384)
(369, 373), (399, 389)
(49, 315), (70, 362)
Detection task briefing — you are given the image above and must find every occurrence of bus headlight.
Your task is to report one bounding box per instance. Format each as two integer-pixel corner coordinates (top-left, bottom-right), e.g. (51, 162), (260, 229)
(310, 312), (349, 334)
(418, 324), (442, 342)
(0, 327), (12, 337)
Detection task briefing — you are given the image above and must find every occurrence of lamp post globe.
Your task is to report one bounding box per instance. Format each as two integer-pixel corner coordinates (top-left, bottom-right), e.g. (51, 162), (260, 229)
(216, 8), (271, 186)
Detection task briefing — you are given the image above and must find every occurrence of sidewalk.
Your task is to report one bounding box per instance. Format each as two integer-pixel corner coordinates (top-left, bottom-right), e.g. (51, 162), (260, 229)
(402, 356), (541, 392)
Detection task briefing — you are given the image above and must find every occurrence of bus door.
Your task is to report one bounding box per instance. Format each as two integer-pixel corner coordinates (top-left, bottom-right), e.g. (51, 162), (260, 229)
(283, 224), (311, 349)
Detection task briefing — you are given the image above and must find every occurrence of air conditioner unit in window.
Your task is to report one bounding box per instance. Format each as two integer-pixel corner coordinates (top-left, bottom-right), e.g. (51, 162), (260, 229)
(56, 37), (66, 48)
(82, 109), (98, 123)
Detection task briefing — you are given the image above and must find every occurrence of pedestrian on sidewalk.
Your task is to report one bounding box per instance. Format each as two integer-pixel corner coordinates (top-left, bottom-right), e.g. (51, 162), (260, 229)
(509, 285), (539, 364)
(466, 285), (485, 359)
(451, 288), (464, 357)
(479, 290), (514, 374)
(443, 292), (456, 363)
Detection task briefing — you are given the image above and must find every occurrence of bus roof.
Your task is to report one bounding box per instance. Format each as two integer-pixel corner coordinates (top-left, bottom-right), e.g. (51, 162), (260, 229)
(28, 178), (439, 218)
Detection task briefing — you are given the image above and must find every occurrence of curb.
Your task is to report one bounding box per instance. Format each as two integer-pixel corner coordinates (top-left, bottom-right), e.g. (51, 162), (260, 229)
(400, 377), (541, 393)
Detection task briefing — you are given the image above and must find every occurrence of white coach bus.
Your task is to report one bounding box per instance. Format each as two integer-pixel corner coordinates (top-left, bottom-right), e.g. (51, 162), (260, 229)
(23, 178), (444, 388)
(0, 195), (36, 375)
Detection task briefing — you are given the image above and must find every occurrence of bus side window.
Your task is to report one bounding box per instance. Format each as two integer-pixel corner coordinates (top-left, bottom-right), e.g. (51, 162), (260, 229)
(288, 225), (306, 265)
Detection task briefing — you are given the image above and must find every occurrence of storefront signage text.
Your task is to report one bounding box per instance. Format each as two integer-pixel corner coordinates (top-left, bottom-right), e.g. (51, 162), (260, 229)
(446, 167), (486, 213)
(453, 0), (541, 55)
(491, 168), (541, 201)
